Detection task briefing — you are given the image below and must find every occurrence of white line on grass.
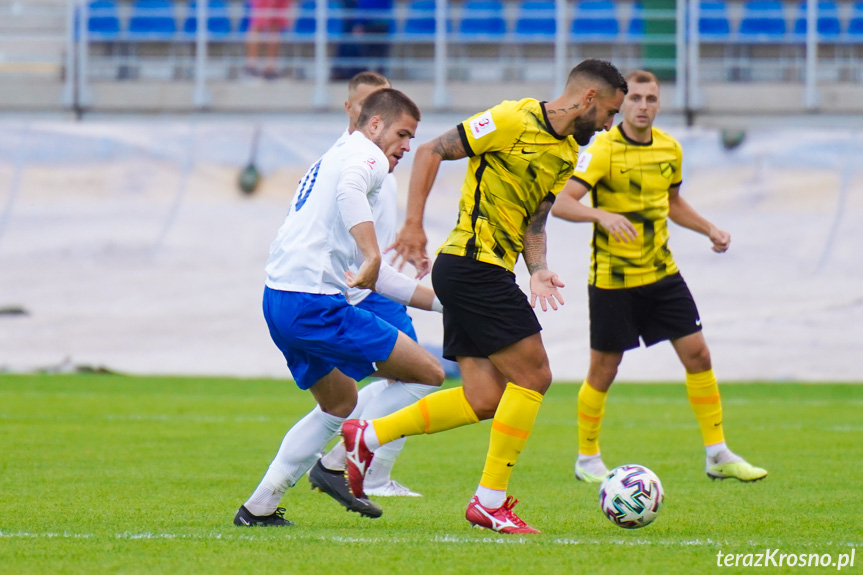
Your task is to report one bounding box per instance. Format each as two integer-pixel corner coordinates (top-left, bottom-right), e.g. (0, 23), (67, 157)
(1, 531), (859, 548)
(0, 531), (93, 539)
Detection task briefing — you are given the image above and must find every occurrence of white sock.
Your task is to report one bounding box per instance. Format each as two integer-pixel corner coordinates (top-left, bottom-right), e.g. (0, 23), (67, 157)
(358, 382), (434, 486)
(317, 379), (388, 472)
(475, 485), (506, 509)
(244, 485), (283, 518)
(320, 442), (346, 471)
(360, 381), (434, 420)
(577, 452), (603, 464)
(350, 379), (389, 419)
(706, 442), (742, 464)
(364, 439), (403, 488)
(244, 408), (344, 516)
(705, 442), (728, 459)
(358, 382), (434, 453)
(363, 421), (382, 451)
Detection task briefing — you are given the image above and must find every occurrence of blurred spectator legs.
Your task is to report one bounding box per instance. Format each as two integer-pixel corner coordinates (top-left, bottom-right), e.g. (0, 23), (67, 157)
(246, 0), (291, 79)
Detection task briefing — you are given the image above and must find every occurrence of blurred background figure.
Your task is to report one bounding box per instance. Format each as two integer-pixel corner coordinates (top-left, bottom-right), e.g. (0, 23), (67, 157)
(333, 0), (393, 80)
(246, 0), (292, 79)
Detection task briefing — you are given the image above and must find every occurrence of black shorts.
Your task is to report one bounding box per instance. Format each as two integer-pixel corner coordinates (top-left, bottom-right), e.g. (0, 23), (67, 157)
(589, 273), (702, 352)
(432, 253), (542, 360)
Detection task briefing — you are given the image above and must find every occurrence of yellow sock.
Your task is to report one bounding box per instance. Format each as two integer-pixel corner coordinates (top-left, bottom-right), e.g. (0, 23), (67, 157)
(479, 383), (543, 491)
(372, 386), (479, 446)
(686, 369), (725, 446)
(578, 380), (607, 456)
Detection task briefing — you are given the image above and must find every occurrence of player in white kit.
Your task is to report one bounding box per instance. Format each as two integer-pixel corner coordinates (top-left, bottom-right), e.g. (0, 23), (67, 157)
(307, 72), (443, 507)
(233, 89), (445, 527)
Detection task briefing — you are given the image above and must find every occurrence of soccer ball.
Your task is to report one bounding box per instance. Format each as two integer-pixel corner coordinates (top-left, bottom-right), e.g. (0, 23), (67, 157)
(598, 464), (664, 529)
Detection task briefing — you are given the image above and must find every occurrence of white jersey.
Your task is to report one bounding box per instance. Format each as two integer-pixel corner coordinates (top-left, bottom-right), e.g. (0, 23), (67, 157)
(347, 169), (398, 305)
(265, 131), (389, 295)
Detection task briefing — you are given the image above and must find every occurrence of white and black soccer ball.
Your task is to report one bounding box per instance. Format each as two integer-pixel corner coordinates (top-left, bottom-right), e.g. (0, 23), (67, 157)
(598, 464), (664, 529)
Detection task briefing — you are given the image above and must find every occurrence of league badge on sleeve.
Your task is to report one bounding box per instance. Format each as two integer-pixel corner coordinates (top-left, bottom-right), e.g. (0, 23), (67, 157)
(575, 152), (592, 173)
(469, 111), (497, 139)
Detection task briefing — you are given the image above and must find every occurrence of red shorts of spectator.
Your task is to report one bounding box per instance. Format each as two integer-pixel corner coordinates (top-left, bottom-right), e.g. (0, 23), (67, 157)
(250, 0), (291, 31)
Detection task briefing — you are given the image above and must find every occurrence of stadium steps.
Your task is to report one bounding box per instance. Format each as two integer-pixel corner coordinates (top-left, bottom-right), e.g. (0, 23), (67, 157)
(0, 0), (67, 77)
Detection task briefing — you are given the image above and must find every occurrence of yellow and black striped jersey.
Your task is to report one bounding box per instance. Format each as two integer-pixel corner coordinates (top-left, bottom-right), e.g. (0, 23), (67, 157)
(438, 98), (579, 271)
(571, 124), (683, 289)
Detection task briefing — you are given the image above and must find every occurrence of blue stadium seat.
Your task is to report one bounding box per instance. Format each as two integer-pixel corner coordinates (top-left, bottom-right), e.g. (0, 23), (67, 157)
(571, 0), (619, 41)
(403, 0), (434, 36)
(792, 1), (841, 38)
(294, 0), (344, 37)
(700, 0), (731, 38)
(183, 0), (232, 38)
(850, 2), (863, 37)
(514, 0), (556, 39)
(402, 0), (452, 37)
(458, 0), (507, 39)
(87, 0), (121, 39)
(355, 0), (396, 35)
(127, 0), (177, 39)
(739, 0), (787, 39)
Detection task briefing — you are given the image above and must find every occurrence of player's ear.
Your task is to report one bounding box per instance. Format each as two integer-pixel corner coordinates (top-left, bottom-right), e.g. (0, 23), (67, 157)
(369, 115), (385, 136)
(582, 87), (597, 109)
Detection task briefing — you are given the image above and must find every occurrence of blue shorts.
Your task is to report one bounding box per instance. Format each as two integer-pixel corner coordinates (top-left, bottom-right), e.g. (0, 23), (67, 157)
(263, 287), (399, 390)
(355, 292), (417, 342)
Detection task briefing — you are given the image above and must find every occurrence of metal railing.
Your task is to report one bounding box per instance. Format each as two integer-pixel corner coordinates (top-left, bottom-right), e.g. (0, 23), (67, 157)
(0, 0), (856, 112)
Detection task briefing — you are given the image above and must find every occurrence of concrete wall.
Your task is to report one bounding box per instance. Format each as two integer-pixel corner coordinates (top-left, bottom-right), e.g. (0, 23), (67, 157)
(7, 77), (863, 117)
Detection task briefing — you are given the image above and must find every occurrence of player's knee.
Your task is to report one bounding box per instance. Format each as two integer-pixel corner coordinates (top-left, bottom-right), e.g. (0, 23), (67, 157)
(686, 346), (712, 373)
(419, 359), (445, 387)
(320, 394), (357, 419)
(465, 387), (505, 420)
(471, 400), (499, 420)
(513, 362), (552, 395)
(533, 364), (553, 394)
(430, 362), (445, 386)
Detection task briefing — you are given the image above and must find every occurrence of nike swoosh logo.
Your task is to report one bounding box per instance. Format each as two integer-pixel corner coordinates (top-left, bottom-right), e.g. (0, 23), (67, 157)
(714, 421), (722, 427)
(239, 517), (250, 525)
(620, 167), (634, 173)
(521, 149), (536, 154)
(695, 319), (702, 326)
(506, 462), (515, 467)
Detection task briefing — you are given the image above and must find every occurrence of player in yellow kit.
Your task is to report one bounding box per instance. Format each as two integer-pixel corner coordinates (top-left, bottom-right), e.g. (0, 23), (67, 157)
(341, 59), (628, 534)
(552, 70), (767, 484)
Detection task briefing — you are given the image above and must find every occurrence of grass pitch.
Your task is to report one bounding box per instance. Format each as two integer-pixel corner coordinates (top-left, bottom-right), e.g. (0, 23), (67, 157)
(0, 375), (860, 574)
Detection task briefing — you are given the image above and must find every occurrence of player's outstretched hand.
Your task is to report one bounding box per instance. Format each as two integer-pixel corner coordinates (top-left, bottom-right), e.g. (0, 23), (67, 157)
(597, 211), (638, 243)
(386, 222), (430, 279)
(708, 227), (731, 253)
(530, 270), (565, 312)
(345, 258), (380, 291)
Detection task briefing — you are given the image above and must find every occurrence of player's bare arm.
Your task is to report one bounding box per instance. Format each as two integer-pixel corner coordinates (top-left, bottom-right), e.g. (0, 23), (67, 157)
(552, 178), (638, 242)
(668, 186), (730, 253)
(390, 128), (469, 278)
(407, 285), (439, 312)
(347, 220), (382, 289)
(523, 199), (565, 312)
